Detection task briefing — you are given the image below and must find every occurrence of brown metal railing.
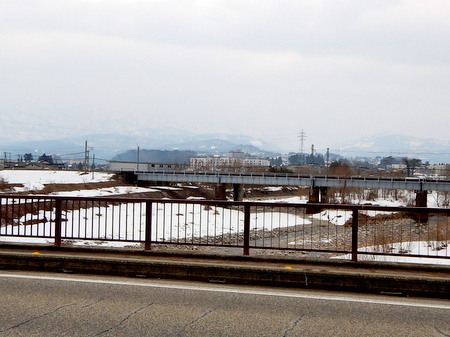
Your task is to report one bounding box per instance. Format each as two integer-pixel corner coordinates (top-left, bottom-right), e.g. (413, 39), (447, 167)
(0, 195), (448, 262)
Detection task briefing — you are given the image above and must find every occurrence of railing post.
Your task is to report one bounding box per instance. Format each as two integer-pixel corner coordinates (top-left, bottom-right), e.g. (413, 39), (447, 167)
(351, 207), (359, 262)
(145, 201), (152, 250)
(243, 204), (250, 256)
(54, 199), (62, 247)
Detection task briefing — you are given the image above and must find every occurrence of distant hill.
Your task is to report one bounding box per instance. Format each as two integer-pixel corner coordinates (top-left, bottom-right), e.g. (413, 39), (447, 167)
(2, 131), (449, 164)
(338, 135), (450, 164)
(112, 149), (197, 164)
(1, 130), (280, 162)
(162, 138), (279, 157)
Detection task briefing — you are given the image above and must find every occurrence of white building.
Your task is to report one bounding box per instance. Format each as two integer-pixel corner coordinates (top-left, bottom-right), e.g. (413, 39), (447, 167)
(109, 161), (188, 172)
(190, 152), (270, 171)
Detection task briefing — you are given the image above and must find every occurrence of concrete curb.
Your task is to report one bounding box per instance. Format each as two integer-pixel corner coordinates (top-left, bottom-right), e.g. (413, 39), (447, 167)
(0, 250), (449, 299)
(1, 242), (449, 273)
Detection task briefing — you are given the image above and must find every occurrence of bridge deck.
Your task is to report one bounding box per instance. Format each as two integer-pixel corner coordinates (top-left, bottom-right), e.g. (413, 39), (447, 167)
(135, 171), (450, 192)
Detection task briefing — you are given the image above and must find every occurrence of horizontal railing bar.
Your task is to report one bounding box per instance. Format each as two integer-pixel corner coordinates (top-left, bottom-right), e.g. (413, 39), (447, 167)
(1, 195), (449, 213)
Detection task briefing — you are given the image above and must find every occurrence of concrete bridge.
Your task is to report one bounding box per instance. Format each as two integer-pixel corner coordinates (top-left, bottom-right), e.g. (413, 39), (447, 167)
(133, 171), (450, 206)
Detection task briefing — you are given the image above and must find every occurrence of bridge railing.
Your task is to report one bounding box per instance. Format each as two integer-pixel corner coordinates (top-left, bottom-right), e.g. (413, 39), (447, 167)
(137, 169), (450, 183)
(136, 171), (450, 192)
(0, 195), (448, 263)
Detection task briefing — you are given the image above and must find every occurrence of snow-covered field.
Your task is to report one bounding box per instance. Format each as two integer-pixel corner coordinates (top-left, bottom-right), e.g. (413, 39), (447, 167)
(50, 186), (160, 197)
(0, 170), (449, 264)
(0, 169), (114, 192)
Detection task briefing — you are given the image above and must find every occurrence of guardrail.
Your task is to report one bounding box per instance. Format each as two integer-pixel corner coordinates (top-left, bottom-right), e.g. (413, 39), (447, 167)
(0, 195), (448, 262)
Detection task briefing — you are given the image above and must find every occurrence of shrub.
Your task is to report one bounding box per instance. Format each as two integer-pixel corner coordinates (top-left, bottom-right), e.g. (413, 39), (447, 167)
(0, 177), (9, 191)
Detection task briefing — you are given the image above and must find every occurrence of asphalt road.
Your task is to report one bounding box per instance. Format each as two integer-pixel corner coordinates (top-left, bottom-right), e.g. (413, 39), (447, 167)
(0, 271), (449, 337)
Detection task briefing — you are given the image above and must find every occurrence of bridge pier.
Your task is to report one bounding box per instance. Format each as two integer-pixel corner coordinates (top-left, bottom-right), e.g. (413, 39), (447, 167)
(414, 190), (429, 223)
(309, 187), (320, 203)
(307, 186), (326, 214)
(415, 190), (428, 207)
(320, 187), (329, 203)
(308, 186), (329, 203)
(214, 184), (227, 200)
(233, 184), (244, 201)
(120, 171), (138, 184)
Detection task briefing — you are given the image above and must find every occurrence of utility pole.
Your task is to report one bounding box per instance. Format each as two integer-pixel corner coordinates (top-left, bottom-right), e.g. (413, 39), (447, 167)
(84, 141), (89, 172)
(3, 152), (11, 168)
(307, 144), (314, 166)
(92, 154), (95, 179)
(326, 148), (330, 167)
(137, 146), (140, 171)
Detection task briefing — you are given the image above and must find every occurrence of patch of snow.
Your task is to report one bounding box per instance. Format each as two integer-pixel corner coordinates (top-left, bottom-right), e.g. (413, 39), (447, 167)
(336, 241), (449, 265)
(358, 198), (404, 207)
(0, 236), (53, 244)
(352, 142), (375, 148)
(313, 210), (351, 226)
(0, 170), (113, 192)
(50, 186), (159, 197)
(250, 139), (263, 147)
(152, 186), (182, 191)
(245, 196), (308, 203)
(360, 210), (396, 217)
(428, 191), (450, 208)
(409, 141), (423, 147)
(70, 240), (142, 248)
(251, 212), (311, 228)
(263, 187), (283, 192)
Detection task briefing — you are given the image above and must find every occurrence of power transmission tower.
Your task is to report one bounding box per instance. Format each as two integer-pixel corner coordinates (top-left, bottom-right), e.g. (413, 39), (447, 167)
(298, 130), (307, 165)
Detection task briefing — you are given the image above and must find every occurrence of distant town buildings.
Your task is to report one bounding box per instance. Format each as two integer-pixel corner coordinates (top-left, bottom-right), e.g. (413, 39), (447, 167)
(108, 161), (188, 172)
(1, 148), (449, 178)
(190, 150), (270, 171)
(107, 150), (270, 172)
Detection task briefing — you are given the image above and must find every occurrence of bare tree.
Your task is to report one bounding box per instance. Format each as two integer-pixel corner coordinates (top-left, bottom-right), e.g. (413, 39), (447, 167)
(403, 157), (422, 176)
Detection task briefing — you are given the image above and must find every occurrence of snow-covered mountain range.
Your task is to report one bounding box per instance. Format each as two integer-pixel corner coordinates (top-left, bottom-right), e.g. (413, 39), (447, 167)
(338, 135), (450, 164)
(1, 131), (449, 164)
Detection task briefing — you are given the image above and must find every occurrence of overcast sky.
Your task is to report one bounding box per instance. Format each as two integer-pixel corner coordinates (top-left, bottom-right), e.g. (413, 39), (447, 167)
(1, 0), (449, 152)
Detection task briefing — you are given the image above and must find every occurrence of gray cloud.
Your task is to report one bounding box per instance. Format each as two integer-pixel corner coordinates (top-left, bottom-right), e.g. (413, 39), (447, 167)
(1, 0), (449, 151)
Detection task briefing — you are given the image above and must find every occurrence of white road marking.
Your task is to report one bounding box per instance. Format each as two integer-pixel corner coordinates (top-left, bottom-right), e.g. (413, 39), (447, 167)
(0, 272), (449, 310)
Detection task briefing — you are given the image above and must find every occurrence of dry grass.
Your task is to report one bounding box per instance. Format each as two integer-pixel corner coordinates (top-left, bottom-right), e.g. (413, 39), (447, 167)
(0, 177), (7, 190)
(37, 181), (124, 194)
(0, 177), (15, 192)
(358, 216), (450, 251)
